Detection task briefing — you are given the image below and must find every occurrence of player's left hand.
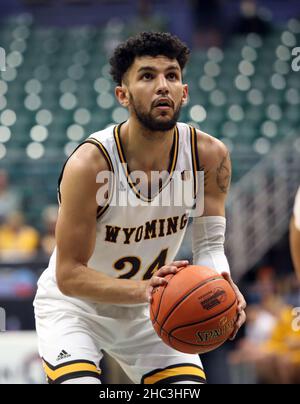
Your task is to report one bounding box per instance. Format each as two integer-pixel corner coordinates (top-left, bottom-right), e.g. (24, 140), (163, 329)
(222, 272), (247, 340)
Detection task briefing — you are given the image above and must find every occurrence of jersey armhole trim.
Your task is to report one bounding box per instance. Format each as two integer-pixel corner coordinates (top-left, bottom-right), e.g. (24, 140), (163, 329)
(57, 138), (114, 220)
(86, 138), (115, 219)
(189, 126), (201, 199)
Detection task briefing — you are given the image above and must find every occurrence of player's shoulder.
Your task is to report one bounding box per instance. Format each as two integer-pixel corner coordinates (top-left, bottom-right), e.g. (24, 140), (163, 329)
(195, 128), (228, 158)
(87, 124), (115, 146)
(194, 128), (230, 168)
(65, 126), (114, 179)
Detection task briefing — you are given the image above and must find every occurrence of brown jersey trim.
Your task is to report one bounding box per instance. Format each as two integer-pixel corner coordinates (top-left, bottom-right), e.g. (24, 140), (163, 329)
(57, 139), (114, 220)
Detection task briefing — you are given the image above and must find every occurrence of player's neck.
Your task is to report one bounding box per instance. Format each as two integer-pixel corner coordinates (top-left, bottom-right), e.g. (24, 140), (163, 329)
(120, 119), (176, 172)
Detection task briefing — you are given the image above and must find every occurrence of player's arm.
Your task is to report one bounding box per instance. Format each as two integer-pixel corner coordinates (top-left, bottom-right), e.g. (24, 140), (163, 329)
(290, 188), (300, 280)
(56, 143), (185, 304)
(192, 131), (231, 272)
(192, 131), (246, 338)
(290, 218), (300, 280)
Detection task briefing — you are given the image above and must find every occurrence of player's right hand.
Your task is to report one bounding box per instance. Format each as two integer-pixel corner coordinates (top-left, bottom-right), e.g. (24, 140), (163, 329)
(145, 260), (189, 303)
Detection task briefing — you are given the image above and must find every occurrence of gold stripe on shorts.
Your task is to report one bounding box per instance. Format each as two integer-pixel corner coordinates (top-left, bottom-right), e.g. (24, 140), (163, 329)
(43, 359), (101, 384)
(142, 363), (206, 384)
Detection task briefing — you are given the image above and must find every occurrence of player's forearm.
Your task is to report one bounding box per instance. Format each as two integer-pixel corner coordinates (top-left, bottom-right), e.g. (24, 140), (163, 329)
(192, 216), (230, 275)
(57, 263), (147, 304)
(290, 217), (300, 280)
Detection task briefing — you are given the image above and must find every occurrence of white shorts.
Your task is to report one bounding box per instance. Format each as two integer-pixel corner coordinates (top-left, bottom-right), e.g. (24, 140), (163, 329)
(34, 291), (205, 384)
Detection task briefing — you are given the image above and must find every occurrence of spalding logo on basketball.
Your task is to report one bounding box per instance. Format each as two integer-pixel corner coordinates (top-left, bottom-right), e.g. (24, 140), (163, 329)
(196, 316), (236, 343)
(150, 265), (238, 354)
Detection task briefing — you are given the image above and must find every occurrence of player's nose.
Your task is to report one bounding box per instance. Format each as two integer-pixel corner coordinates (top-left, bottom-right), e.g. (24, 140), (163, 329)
(156, 74), (169, 94)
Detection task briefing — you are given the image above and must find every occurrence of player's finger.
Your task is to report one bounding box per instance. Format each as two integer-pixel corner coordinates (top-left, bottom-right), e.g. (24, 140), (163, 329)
(222, 273), (237, 297)
(155, 261), (189, 277)
(147, 286), (154, 303)
(156, 265), (178, 276)
(150, 276), (168, 287)
(221, 272), (235, 287)
(230, 311), (246, 340)
(170, 260), (189, 267)
(234, 290), (246, 312)
(222, 272), (246, 311)
(237, 310), (247, 328)
(230, 318), (240, 340)
(237, 296), (247, 312)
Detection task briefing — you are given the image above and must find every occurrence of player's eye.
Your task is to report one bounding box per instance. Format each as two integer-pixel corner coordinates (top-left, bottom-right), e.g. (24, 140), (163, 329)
(167, 72), (177, 80)
(142, 73), (153, 80)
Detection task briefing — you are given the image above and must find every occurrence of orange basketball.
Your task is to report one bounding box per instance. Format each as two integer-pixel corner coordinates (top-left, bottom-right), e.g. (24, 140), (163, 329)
(150, 265), (238, 354)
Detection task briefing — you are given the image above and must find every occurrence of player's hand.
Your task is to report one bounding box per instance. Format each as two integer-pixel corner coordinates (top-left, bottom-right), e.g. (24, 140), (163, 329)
(222, 272), (247, 340)
(146, 260), (189, 303)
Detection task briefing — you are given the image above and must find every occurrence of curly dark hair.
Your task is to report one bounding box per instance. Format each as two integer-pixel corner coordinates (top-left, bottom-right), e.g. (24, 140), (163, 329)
(109, 32), (190, 85)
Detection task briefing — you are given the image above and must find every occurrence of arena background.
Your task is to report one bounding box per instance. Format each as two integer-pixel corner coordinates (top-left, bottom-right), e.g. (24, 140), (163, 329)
(0, 0), (300, 384)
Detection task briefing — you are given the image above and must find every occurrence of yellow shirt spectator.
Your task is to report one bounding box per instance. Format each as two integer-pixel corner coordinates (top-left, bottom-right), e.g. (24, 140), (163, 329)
(263, 305), (300, 364)
(0, 212), (39, 261)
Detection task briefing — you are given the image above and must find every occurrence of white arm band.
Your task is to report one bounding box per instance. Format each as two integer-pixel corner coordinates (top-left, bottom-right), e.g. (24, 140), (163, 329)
(293, 187), (300, 231)
(192, 216), (230, 275)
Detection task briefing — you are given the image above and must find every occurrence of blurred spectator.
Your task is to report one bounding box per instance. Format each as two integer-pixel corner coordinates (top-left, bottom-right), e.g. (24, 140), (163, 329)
(246, 265), (276, 305)
(278, 273), (300, 307)
(232, 0), (272, 36)
(257, 302), (300, 384)
(127, 0), (168, 37)
(290, 187), (300, 280)
(103, 18), (126, 57)
(229, 297), (277, 367)
(246, 302), (277, 343)
(230, 288), (300, 383)
(190, 0), (223, 48)
(0, 211), (39, 262)
(0, 170), (22, 224)
(40, 205), (58, 258)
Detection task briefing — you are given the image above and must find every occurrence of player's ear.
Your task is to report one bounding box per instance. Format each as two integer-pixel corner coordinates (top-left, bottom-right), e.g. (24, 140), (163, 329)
(181, 84), (188, 106)
(115, 85), (129, 107)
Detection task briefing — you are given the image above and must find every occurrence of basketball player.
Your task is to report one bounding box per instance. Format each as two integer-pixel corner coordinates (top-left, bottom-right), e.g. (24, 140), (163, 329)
(290, 187), (300, 280)
(34, 32), (246, 384)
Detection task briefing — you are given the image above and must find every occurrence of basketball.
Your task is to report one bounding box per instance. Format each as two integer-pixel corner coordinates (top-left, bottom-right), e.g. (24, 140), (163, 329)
(150, 265), (238, 354)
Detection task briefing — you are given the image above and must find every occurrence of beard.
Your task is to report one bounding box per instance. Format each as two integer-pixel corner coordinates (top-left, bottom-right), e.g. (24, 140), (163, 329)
(129, 92), (182, 132)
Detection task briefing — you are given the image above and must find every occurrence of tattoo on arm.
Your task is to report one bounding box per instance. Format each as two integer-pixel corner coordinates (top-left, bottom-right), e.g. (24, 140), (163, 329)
(216, 152), (231, 194)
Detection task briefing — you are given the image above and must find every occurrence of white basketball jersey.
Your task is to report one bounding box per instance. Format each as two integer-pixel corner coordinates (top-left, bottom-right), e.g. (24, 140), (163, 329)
(36, 122), (200, 303)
